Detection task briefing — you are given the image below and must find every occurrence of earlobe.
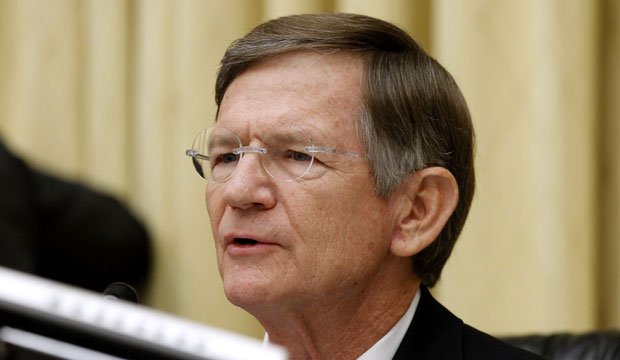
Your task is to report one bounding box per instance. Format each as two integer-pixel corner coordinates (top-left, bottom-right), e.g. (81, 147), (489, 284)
(390, 167), (459, 257)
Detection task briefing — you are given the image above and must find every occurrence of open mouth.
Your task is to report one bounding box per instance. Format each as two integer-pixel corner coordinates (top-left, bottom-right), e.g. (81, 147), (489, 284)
(234, 238), (260, 245)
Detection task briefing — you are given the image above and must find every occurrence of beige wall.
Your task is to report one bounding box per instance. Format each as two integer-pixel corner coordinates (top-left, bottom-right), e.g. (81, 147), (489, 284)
(0, 0), (617, 338)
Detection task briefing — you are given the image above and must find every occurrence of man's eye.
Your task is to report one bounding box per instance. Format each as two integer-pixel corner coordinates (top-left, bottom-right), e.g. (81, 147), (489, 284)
(214, 152), (239, 165)
(292, 151), (311, 161)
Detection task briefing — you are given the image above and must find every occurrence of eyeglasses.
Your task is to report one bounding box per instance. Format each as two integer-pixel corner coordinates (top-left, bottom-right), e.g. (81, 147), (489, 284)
(185, 126), (366, 182)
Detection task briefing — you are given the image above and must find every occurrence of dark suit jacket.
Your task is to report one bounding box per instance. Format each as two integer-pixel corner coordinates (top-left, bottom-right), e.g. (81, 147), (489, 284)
(0, 139), (151, 292)
(393, 286), (543, 359)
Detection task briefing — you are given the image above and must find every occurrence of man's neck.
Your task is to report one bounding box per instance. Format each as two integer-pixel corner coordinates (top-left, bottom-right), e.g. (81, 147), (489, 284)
(250, 261), (420, 359)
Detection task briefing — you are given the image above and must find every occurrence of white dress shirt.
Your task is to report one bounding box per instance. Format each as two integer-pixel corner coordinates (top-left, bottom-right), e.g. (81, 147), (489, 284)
(262, 288), (421, 360)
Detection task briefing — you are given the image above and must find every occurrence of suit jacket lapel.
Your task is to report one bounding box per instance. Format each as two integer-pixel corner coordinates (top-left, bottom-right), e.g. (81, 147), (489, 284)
(393, 286), (463, 360)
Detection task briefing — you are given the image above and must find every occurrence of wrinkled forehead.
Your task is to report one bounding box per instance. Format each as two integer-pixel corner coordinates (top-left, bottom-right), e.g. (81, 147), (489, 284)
(207, 124), (318, 146)
(216, 51), (365, 148)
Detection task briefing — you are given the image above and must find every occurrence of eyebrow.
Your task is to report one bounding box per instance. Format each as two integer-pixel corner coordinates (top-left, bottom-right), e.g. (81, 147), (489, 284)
(207, 135), (239, 153)
(265, 130), (312, 144)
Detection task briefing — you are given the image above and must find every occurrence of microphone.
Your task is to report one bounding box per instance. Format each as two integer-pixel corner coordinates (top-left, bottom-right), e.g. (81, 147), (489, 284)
(102, 282), (139, 303)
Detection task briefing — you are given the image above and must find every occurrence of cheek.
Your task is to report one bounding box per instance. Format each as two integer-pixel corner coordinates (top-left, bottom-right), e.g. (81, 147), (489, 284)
(286, 200), (392, 294)
(205, 188), (224, 238)
(205, 184), (220, 213)
(286, 179), (392, 261)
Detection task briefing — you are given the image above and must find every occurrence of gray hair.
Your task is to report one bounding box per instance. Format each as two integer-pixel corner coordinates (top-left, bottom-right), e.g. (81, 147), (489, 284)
(215, 13), (475, 287)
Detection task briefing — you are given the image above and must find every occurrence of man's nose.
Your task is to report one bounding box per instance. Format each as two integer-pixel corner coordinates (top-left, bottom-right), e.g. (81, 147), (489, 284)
(221, 152), (276, 210)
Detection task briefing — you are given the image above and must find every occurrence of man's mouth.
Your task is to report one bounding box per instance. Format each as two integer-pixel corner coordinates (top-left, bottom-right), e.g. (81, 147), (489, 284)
(233, 238), (260, 245)
(223, 233), (280, 254)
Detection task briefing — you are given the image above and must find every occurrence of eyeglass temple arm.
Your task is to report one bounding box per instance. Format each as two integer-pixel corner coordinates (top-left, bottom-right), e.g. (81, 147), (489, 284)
(185, 149), (210, 161)
(305, 146), (366, 158)
(186, 146), (364, 160)
(186, 146), (267, 160)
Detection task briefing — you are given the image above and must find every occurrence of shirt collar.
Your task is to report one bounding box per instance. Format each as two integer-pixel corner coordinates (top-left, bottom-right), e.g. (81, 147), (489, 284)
(357, 288), (421, 360)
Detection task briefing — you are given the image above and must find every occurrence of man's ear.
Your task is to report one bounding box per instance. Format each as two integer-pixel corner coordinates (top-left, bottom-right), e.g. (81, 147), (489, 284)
(390, 167), (459, 257)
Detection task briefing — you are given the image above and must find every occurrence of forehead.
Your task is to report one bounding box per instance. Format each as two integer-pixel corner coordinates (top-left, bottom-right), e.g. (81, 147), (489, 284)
(217, 51), (364, 144)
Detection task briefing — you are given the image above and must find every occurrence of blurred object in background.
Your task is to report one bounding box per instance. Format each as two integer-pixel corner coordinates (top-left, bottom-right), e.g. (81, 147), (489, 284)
(0, 138), (151, 292)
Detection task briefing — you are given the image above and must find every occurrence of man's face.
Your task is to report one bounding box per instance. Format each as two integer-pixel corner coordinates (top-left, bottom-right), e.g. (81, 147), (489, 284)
(206, 51), (399, 310)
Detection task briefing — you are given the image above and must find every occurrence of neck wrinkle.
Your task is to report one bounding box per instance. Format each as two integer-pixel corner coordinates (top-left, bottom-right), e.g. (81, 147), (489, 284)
(253, 259), (420, 360)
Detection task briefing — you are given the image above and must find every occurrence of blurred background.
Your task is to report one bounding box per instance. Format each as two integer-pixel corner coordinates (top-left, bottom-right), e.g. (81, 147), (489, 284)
(0, 0), (618, 339)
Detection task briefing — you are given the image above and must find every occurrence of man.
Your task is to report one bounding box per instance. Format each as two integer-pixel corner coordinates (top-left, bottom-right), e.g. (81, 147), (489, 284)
(187, 13), (541, 359)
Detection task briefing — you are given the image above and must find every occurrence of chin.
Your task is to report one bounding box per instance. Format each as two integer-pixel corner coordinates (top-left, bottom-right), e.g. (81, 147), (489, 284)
(222, 271), (281, 308)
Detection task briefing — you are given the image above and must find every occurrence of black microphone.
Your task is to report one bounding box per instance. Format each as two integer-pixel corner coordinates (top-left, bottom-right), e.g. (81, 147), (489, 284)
(103, 282), (139, 303)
